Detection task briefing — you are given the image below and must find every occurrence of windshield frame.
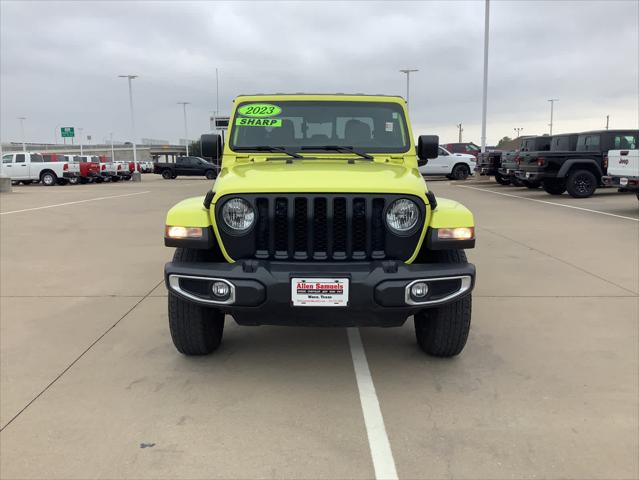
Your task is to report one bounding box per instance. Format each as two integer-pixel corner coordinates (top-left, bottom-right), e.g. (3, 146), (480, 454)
(228, 100), (411, 154)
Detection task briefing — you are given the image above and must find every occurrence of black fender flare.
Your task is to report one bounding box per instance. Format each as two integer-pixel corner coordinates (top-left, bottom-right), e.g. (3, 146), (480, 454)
(557, 159), (603, 178)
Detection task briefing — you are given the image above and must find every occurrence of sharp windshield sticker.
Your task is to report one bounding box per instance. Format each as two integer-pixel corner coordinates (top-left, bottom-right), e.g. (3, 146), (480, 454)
(235, 118), (282, 127)
(237, 103), (282, 117)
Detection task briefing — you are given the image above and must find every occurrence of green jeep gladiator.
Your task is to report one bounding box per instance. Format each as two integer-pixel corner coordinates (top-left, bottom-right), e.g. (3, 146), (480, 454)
(164, 94), (476, 357)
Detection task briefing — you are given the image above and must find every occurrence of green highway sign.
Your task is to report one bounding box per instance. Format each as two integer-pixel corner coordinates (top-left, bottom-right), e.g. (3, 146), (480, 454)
(61, 127), (75, 138)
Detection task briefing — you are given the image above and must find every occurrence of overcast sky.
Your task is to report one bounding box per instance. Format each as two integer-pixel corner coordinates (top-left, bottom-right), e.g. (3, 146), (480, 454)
(1, 0), (638, 146)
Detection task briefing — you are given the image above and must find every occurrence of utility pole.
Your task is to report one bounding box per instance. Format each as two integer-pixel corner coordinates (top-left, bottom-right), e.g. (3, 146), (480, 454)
(399, 69), (419, 110)
(79, 127), (84, 155)
(514, 127), (523, 138)
(456, 123), (463, 142)
(216, 68), (220, 124)
(548, 99), (559, 135)
(118, 74), (140, 181)
(18, 117), (26, 152)
(110, 132), (115, 160)
(480, 0), (490, 153)
(605, 115), (609, 130)
(178, 102), (191, 156)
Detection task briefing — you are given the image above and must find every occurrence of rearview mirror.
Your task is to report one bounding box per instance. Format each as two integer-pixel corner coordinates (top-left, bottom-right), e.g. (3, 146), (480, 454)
(201, 134), (223, 161)
(417, 135), (439, 163)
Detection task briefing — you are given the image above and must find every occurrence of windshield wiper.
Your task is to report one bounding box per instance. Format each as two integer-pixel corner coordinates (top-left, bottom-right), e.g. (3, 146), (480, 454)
(301, 145), (373, 160)
(234, 146), (303, 159)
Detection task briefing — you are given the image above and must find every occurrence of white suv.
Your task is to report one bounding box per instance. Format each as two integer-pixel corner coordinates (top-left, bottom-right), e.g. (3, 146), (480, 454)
(419, 146), (476, 180)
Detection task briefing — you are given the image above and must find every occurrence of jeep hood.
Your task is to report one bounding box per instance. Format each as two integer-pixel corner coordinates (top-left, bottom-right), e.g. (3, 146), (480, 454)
(212, 161), (427, 200)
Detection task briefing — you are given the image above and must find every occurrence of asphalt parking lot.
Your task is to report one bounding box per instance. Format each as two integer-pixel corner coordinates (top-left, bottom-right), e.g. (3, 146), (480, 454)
(1, 175), (637, 479)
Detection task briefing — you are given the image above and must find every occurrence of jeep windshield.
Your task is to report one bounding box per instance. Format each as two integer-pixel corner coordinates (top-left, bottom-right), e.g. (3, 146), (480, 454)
(230, 101), (410, 154)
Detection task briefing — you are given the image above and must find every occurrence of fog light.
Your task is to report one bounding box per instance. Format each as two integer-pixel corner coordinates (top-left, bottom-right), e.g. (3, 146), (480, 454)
(211, 281), (230, 298)
(437, 227), (474, 240)
(166, 226), (203, 239)
(410, 282), (429, 298)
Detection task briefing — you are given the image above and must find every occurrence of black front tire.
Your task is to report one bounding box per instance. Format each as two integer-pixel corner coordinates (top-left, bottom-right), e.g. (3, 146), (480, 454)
(205, 169), (216, 180)
(495, 173), (510, 185)
(162, 169), (173, 179)
(566, 169), (597, 198)
(21, 180), (33, 185)
(542, 180), (566, 195)
(524, 181), (541, 189)
(414, 249), (472, 357)
(167, 248), (225, 355)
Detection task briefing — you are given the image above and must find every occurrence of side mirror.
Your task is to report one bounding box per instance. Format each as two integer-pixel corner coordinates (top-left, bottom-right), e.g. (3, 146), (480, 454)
(201, 134), (223, 161)
(417, 135), (439, 164)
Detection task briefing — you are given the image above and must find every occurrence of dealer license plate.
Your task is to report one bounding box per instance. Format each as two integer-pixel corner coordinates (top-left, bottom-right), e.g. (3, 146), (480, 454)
(620, 177), (629, 186)
(291, 278), (349, 307)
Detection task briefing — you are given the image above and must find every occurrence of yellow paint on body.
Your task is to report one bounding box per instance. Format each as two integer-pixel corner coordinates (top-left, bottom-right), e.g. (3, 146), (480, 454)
(165, 94), (475, 263)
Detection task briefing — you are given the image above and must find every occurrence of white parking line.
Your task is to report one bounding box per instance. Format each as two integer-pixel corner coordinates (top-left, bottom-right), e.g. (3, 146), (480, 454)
(347, 328), (398, 480)
(0, 191), (150, 215)
(457, 185), (639, 222)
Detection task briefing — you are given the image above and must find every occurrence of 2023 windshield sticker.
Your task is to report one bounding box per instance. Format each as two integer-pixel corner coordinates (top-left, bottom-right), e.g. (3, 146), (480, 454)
(237, 103), (282, 117)
(235, 118), (282, 127)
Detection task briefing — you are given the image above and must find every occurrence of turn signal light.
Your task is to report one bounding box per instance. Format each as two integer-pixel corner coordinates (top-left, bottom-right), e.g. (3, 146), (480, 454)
(437, 227), (474, 240)
(165, 226), (203, 239)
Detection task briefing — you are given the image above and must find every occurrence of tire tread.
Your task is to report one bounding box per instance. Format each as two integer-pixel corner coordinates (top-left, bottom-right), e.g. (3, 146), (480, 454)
(168, 248), (224, 356)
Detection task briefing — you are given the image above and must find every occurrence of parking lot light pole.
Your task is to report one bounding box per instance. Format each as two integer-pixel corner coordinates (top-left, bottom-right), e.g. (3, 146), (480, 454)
(514, 127), (523, 138)
(480, 0), (490, 153)
(18, 117), (26, 152)
(548, 99), (558, 135)
(119, 74), (140, 181)
(110, 132), (115, 161)
(178, 102), (191, 156)
(399, 69), (418, 110)
(79, 127), (84, 155)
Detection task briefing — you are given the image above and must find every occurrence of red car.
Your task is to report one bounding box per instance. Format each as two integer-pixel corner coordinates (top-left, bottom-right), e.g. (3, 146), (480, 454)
(442, 143), (481, 159)
(127, 161), (142, 174)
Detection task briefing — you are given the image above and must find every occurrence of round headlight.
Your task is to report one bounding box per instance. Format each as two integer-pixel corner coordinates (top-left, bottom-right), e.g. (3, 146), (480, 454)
(221, 198), (255, 233)
(386, 198), (420, 234)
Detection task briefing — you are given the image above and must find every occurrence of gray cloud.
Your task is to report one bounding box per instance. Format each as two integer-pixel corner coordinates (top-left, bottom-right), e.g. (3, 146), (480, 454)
(1, 0), (637, 147)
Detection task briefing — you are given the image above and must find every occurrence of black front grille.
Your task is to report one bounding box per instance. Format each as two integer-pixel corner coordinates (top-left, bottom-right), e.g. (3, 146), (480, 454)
(253, 196), (386, 261)
(215, 194), (425, 262)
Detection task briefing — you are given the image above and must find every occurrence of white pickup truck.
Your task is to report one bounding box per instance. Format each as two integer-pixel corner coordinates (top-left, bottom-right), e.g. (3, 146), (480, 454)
(418, 146), (476, 180)
(1, 152), (80, 186)
(602, 148), (639, 199)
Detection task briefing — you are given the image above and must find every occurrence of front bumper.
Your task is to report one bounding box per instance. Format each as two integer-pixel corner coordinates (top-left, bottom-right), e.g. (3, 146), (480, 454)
(165, 259), (476, 327)
(602, 175), (639, 191)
